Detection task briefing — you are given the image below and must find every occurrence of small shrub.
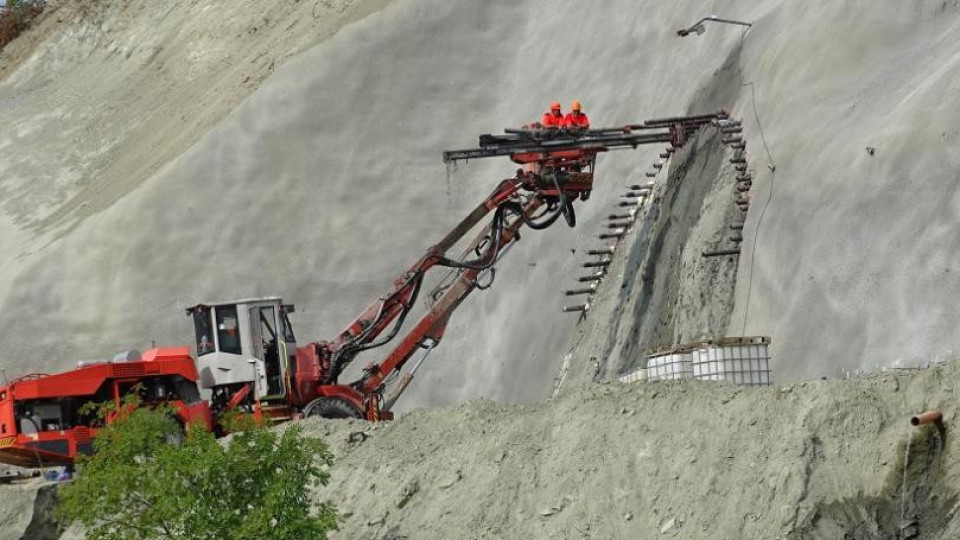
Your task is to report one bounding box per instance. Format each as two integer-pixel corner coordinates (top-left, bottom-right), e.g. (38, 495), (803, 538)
(57, 393), (338, 540)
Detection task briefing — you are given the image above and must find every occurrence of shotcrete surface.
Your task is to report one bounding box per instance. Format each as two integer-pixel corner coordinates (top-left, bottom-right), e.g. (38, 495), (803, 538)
(0, 1), (956, 413)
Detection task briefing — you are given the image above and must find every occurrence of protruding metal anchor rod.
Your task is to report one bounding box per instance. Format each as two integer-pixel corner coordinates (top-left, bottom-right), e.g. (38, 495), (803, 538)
(911, 410), (943, 426)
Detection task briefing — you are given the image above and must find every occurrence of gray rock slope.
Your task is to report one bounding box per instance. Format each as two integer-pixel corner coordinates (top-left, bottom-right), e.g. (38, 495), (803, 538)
(0, 1), (958, 409)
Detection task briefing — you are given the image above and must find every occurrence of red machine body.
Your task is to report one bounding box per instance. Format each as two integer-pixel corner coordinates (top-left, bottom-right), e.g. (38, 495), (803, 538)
(0, 348), (212, 468)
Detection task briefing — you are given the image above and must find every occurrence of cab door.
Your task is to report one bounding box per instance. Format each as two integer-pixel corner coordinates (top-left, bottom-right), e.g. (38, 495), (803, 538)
(249, 305), (285, 399)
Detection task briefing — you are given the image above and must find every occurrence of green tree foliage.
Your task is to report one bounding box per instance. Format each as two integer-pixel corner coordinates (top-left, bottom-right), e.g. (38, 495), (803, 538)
(57, 395), (337, 539)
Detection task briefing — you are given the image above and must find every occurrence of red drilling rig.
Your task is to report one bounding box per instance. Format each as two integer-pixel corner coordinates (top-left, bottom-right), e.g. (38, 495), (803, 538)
(0, 112), (725, 467)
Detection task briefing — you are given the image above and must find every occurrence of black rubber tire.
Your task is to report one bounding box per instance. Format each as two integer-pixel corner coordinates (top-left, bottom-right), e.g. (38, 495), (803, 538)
(304, 397), (363, 419)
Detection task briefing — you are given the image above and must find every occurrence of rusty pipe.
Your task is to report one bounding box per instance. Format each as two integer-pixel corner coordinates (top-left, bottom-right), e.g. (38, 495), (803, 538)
(911, 410), (942, 426)
(588, 247), (615, 255)
(645, 172), (657, 178)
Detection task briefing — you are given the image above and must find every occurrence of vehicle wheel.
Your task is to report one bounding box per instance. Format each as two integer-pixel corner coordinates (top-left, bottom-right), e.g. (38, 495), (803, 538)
(303, 397), (363, 419)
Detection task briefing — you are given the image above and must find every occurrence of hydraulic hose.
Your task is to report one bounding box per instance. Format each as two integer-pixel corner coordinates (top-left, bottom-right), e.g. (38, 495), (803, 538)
(436, 205), (508, 270)
(515, 173), (575, 230)
(330, 271), (426, 380)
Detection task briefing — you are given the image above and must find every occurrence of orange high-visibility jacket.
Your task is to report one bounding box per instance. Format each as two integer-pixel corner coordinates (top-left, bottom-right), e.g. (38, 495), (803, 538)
(563, 112), (590, 129)
(541, 111), (565, 127)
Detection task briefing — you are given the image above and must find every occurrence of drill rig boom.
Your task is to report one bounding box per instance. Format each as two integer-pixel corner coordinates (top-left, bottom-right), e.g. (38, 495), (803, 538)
(194, 111), (728, 423)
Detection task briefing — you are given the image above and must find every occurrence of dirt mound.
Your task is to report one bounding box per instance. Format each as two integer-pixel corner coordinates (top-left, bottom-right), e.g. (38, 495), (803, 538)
(307, 361), (960, 539)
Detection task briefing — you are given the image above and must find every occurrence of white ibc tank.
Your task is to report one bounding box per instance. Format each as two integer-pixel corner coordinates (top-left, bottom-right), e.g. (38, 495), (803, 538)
(691, 337), (772, 386)
(618, 367), (647, 383)
(644, 350), (694, 381)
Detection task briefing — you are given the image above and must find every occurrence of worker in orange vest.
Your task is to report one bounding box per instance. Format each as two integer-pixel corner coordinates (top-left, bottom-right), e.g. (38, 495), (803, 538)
(540, 101), (565, 128)
(563, 100), (590, 130)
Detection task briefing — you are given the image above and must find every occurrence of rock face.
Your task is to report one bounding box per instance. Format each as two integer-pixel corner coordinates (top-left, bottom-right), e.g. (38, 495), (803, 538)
(310, 362), (960, 539)
(561, 127), (743, 388)
(0, 482), (64, 540)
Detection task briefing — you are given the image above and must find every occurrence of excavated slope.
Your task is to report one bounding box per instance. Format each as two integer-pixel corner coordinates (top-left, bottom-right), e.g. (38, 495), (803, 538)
(5, 362), (957, 539)
(307, 361), (960, 539)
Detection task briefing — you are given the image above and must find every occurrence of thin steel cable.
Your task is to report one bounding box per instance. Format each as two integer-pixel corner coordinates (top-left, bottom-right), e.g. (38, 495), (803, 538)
(735, 25), (777, 335)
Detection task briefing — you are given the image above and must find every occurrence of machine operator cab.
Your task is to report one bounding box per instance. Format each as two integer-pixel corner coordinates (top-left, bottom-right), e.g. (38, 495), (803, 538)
(185, 297), (297, 402)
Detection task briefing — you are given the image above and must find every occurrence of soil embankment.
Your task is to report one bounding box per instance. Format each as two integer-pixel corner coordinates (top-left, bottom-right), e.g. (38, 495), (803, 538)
(309, 361), (960, 539)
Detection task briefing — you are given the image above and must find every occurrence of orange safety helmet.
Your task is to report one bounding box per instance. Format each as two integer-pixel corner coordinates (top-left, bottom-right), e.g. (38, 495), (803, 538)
(571, 100), (582, 112)
(550, 101), (561, 111)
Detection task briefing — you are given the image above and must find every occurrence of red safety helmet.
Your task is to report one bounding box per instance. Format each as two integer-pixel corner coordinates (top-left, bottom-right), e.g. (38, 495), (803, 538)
(550, 101), (561, 111)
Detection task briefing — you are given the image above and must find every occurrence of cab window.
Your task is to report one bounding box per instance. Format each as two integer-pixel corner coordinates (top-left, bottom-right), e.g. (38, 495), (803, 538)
(281, 311), (296, 342)
(192, 307), (215, 356)
(216, 305), (242, 355)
